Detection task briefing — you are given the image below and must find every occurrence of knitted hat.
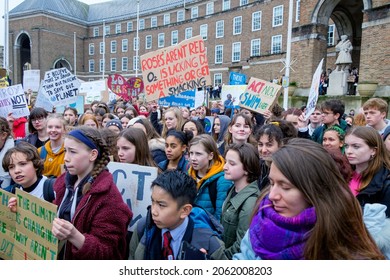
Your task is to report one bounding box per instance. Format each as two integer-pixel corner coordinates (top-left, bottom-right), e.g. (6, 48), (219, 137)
(106, 119), (123, 130)
(383, 125), (390, 141)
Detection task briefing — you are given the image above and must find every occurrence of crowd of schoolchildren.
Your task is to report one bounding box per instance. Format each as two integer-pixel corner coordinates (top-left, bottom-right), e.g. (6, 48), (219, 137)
(1, 94), (390, 260)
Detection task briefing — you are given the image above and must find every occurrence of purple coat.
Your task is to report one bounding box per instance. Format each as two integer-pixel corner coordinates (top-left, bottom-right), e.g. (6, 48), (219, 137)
(54, 169), (132, 259)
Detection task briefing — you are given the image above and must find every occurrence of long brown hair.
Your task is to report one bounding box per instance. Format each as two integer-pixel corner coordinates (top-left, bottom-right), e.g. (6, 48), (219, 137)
(346, 126), (390, 191)
(253, 138), (384, 259)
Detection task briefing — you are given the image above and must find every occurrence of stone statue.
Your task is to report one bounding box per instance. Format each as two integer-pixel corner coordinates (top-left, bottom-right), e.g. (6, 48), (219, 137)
(335, 35), (353, 72)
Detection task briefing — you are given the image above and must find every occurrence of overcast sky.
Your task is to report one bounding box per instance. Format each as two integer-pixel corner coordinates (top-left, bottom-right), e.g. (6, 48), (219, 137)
(0, 0), (111, 45)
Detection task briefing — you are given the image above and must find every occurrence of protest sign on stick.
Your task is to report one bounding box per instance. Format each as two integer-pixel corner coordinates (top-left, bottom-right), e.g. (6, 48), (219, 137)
(41, 68), (80, 107)
(238, 78), (282, 114)
(141, 36), (211, 102)
(13, 189), (58, 260)
(23, 70), (41, 92)
(304, 58), (324, 120)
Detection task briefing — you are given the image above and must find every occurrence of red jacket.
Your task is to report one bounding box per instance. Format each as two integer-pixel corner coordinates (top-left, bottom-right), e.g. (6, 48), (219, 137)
(54, 169), (133, 259)
(12, 117), (27, 140)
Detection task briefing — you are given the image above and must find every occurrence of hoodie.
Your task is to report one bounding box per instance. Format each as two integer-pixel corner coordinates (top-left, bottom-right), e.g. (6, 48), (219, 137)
(38, 141), (65, 177)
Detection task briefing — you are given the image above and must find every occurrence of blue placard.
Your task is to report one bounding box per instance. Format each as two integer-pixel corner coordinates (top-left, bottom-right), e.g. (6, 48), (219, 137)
(229, 72), (247, 85)
(158, 89), (195, 108)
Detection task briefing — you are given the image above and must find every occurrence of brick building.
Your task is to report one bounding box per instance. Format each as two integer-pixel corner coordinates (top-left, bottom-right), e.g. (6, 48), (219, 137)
(7, 0), (390, 97)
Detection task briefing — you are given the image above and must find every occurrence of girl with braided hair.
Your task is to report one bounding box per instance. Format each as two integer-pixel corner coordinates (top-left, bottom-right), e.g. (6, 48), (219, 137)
(51, 126), (133, 259)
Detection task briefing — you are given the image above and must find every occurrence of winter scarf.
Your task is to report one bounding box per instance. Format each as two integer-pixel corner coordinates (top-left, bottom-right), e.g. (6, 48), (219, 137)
(249, 196), (316, 260)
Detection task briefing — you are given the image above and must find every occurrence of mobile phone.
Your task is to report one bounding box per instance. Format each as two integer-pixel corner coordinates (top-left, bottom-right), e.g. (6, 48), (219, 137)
(178, 241), (209, 260)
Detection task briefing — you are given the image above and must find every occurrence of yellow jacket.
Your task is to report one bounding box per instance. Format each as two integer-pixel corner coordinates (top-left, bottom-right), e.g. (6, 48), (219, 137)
(38, 141), (65, 177)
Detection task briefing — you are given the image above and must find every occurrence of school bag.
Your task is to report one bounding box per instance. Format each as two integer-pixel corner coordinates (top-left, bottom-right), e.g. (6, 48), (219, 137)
(43, 177), (56, 202)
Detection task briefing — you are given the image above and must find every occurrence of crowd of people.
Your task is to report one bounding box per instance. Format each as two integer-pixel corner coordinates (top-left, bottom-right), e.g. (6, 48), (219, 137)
(1, 94), (389, 260)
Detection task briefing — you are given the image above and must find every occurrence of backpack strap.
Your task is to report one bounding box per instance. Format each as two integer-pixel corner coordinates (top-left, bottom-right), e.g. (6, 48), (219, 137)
(43, 177), (56, 202)
(40, 145), (48, 161)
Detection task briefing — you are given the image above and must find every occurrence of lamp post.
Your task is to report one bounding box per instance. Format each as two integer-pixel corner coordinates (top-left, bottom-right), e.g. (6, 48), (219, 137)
(135, 0), (140, 77)
(73, 32), (76, 75)
(4, 0), (9, 70)
(102, 20), (105, 80)
(283, 0), (294, 109)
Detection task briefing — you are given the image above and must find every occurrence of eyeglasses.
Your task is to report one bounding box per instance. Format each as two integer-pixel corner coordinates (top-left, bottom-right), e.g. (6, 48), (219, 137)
(32, 117), (45, 123)
(321, 112), (333, 116)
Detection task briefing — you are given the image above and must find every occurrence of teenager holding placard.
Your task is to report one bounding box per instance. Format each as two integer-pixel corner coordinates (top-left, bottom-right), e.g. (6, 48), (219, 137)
(37, 113), (66, 178)
(52, 126), (132, 259)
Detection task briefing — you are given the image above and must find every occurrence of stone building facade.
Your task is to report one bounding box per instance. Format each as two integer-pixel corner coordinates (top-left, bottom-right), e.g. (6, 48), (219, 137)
(7, 0), (390, 99)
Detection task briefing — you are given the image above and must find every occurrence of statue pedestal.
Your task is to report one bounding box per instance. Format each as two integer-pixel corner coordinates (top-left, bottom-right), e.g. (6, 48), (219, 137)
(327, 71), (348, 96)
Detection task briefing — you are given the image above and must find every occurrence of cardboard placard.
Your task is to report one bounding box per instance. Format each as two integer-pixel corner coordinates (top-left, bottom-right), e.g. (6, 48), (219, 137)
(238, 78), (282, 114)
(0, 189), (16, 260)
(141, 36), (211, 102)
(0, 84), (30, 118)
(107, 162), (158, 232)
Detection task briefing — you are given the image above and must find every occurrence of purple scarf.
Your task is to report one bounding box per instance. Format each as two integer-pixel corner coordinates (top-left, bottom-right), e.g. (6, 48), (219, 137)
(249, 196), (316, 260)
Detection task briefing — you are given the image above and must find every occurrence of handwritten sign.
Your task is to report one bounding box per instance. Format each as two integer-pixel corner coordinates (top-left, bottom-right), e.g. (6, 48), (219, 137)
(141, 36), (211, 102)
(221, 85), (247, 107)
(13, 189), (58, 260)
(23, 70), (41, 92)
(107, 74), (130, 101)
(107, 162), (158, 231)
(0, 189), (16, 260)
(0, 84), (30, 118)
(238, 78), (282, 114)
(305, 59), (324, 120)
(229, 72), (247, 85)
(127, 77), (144, 97)
(41, 68), (80, 107)
(55, 95), (85, 114)
(158, 89), (195, 108)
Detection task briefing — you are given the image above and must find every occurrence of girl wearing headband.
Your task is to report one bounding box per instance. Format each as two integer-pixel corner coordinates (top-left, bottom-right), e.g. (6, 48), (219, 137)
(51, 126), (132, 259)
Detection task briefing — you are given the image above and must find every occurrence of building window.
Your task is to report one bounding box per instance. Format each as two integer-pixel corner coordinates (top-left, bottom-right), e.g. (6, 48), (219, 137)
(171, 30), (178, 45)
(151, 16), (157, 28)
(111, 58), (117, 72)
(111, 41), (117, 53)
(251, 39), (261, 56)
(133, 37), (139, 51)
(296, 0), (301, 22)
(215, 45), (223, 64)
(115, 23), (121, 34)
(93, 27), (99, 37)
(158, 33), (165, 48)
(100, 42), (104, 54)
(139, 19), (145, 30)
(273, 5), (283, 27)
(89, 43), (94, 55)
(127, 21), (133, 32)
(328, 24), (335, 46)
(216, 20), (224, 38)
(252, 11), (262, 31)
(232, 42), (241, 62)
(100, 59), (104, 72)
(214, 73), (222, 86)
(222, 0), (230, 11)
(164, 14), (170, 25)
(133, 56), (140, 71)
(191, 7), (198, 19)
(233, 16), (242, 35)
(200, 24), (208, 40)
(206, 2), (214, 15)
(122, 57), (128, 71)
(185, 27), (192, 39)
(271, 35), (282, 54)
(122, 39), (128, 52)
(146, 35), (152, 49)
(240, 0), (248, 5)
(177, 10), (185, 22)
(89, 60), (94, 72)
(104, 25), (110, 35)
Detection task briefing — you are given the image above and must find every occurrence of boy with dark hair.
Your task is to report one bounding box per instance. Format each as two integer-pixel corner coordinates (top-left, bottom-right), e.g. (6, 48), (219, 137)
(311, 99), (349, 144)
(129, 170), (227, 260)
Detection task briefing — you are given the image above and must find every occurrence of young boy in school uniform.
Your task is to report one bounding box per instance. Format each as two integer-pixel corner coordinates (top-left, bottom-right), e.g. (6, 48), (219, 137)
(129, 170), (227, 260)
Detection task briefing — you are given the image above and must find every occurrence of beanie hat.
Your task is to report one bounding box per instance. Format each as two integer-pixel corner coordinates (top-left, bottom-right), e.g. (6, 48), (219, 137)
(106, 119), (123, 130)
(383, 125), (390, 141)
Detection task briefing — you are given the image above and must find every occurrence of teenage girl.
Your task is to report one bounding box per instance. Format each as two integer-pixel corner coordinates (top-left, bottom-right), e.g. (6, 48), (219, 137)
(37, 113), (66, 178)
(188, 134), (233, 220)
(222, 143), (261, 259)
(51, 126), (133, 259)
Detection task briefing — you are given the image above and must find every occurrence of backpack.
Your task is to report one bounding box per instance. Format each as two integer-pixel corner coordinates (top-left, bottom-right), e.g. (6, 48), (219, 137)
(40, 145), (48, 161)
(43, 177), (56, 202)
